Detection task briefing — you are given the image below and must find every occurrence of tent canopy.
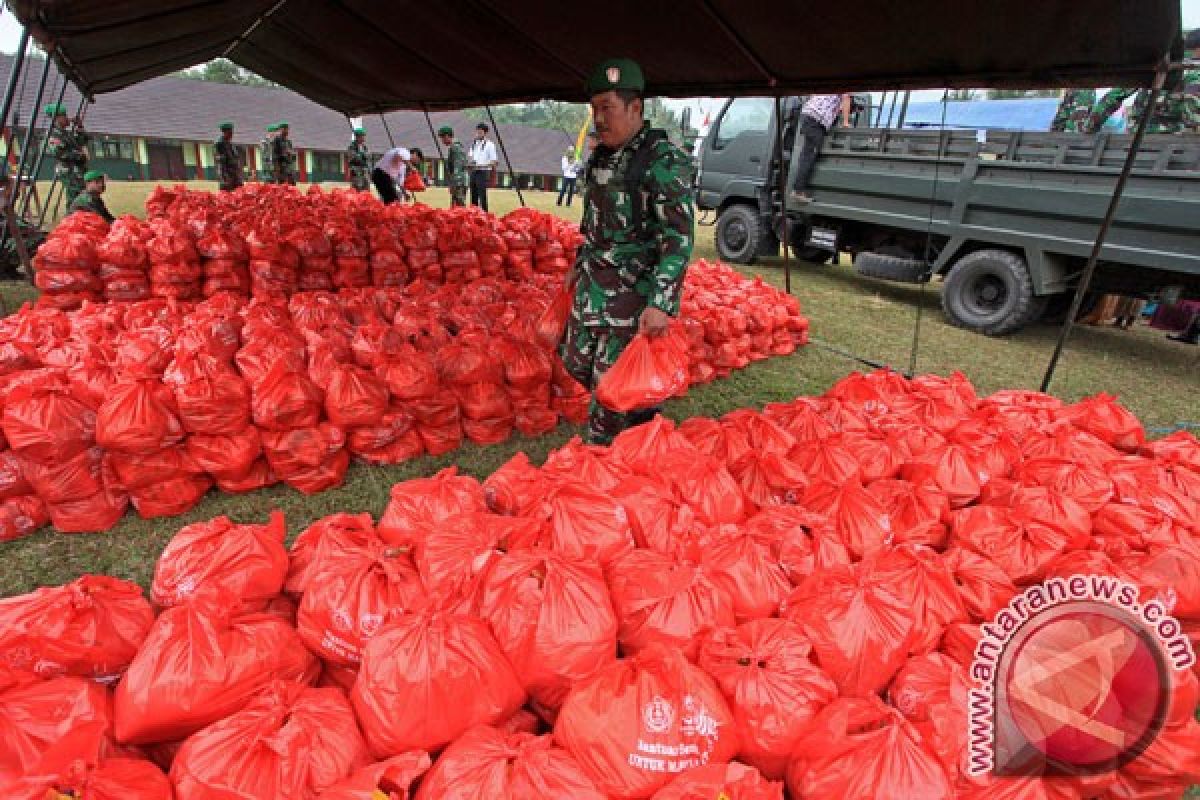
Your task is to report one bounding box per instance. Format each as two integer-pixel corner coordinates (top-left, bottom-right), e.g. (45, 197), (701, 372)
(11, 0), (1184, 115)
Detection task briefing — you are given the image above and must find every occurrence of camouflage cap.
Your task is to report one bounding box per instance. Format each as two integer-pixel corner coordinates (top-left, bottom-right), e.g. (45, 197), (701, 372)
(83, 170), (105, 181)
(585, 58), (645, 96)
(218, 121), (234, 130)
(44, 102), (68, 117)
(437, 125), (454, 136)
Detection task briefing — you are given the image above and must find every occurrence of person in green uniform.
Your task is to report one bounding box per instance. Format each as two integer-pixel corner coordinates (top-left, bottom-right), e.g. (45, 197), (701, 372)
(347, 127), (371, 191)
(1088, 29), (1200, 134)
(438, 126), (468, 207)
(558, 57), (695, 445)
(1050, 89), (1098, 132)
(67, 170), (114, 223)
(260, 124), (277, 183)
(214, 121), (244, 191)
(45, 103), (90, 205)
(272, 121), (299, 185)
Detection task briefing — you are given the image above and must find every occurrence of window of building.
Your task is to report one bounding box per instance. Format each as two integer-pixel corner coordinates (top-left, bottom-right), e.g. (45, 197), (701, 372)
(712, 97), (774, 149)
(313, 151), (343, 175)
(90, 136), (135, 160)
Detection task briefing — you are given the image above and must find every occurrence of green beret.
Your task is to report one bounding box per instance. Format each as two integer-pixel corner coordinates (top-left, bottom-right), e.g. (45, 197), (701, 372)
(44, 103), (67, 117)
(437, 126), (453, 136)
(585, 58), (645, 96)
(353, 127), (366, 135)
(267, 123), (279, 132)
(83, 170), (105, 182)
(277, 120), (289, 128)
(218, 121), (234, 130)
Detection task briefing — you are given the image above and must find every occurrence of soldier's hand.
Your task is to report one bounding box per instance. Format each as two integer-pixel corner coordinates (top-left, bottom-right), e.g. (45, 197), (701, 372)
(639, 307), (671, 338)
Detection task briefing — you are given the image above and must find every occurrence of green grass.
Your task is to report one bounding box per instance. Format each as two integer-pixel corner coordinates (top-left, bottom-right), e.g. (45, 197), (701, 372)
(1, 182), (1197, 596)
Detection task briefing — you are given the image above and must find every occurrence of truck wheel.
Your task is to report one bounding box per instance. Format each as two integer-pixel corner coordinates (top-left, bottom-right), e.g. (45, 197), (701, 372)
(715, 205), (763, 264)
(941, 249), (1037, 335)
(855, 252), (928, 283)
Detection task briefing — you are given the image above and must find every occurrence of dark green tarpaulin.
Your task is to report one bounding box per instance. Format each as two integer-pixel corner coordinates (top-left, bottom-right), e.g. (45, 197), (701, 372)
(10, 0), (1183, 115)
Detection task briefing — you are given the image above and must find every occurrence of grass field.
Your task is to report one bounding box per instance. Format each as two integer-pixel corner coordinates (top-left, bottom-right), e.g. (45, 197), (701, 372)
(0, 182), (1197, 596)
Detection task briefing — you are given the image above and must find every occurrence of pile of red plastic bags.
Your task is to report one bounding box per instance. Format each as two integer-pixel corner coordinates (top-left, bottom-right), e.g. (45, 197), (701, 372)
(1, 371), (1196, 799)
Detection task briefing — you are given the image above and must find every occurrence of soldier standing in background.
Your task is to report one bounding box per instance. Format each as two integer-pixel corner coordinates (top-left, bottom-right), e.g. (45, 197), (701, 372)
(273, 121), (298, 185)
(438, 125), (468, 206)
(347, 127), (371, 191)
(1050, 89), (1098, 132)
(214, 121), (244, 191)
(260, 123), (277, 183)
(1088, 29), (1200, 134)
(45, 103), (90, 204)
(67, 170), (115, 223)
(559, 58), (695, 445)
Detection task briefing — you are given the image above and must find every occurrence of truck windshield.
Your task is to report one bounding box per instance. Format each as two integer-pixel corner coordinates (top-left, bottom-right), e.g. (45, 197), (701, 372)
(713, 97), (774, 149)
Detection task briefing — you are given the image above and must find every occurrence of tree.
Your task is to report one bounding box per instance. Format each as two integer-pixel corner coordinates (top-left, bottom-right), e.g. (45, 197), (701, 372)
(175, 59), (279, 88)
(946, 89), (977, 102)
(986, 89), (1060, 100)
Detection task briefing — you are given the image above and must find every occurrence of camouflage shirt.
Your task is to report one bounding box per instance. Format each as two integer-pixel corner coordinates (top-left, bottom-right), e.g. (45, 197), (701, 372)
(272, 135), (298, 183)
(573, 123), (694, 329)
(47, 123), (89, 174)
(68, 190), (114, 224)
(347, 141), (371, 189)
(214, 137), (244, 190)
(446, 141), (469, 188)
(1050, 89), (1097, 132)
(1089, 71), (1200, 134)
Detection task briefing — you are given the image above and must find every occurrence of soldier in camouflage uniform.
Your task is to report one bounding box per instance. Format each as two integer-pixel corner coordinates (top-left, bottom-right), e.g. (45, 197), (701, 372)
(45, 103), (90, 205)
(438, 126), (469, 206)
(1088, 30), (1200, 134)
(67, 170), (115, 223)
(1050, 89), (1098, 132)
(272, 121), (298, 185)
(558, 58), (695, 445)
(260, 124), (277, 183)
(214, 121), (244, 191)
(347, 127), (371, 190)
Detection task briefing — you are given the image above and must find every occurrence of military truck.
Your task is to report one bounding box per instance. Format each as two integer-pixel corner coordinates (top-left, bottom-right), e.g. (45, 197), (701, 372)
(695, 96), (1200, 335)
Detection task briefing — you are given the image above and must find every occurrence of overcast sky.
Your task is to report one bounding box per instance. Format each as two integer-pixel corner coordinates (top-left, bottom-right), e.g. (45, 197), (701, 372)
(0, 0), (1195, 122)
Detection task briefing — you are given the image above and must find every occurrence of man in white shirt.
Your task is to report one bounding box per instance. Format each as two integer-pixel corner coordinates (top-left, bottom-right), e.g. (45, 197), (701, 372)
(557, 146), (582, 207)
(468, 123), (498, 211)
(789, 94), (852, 204)
(371, 146), (410, 205)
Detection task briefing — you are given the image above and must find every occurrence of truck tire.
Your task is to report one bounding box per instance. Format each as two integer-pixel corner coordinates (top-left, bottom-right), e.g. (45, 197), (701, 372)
(715, 205), (763, 265)
(854, 252), (928, 283)
(941, 249), (1038, 336)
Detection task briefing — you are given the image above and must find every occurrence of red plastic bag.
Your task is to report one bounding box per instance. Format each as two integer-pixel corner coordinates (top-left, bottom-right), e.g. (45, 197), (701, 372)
(607, 548), (736, 661)
(151, 512), (288, 609)
(866, 478), (949, 548)
(781, 556), (915, 697)
(595, 331), (689, 412)
(478, 550), (617, 719)
(534, 285), (573, 347)
(298, 538), (427, 667)
(351, 610), (526, 757)
(415, 512), (542, 611)
(703, 529), (792, 622)
(2, 370), (96, 464)
(129, 473), (211, 519)
(874, 545), (968, 655)
(801, 479), (892, 560)
(377, 467), (485, 548)
(787, 696), (953, 800)
(167, 353), (252, 435)
(889, 653), (971, 782)
(251, 362), (324, 431)
(413, 726), (604, 800)
(170, 682), (369, 800)
(186, 426), (262, 478)
(0, 495), (47, 543)
(68, 757), (175, 800)
(657, 449), (748, 526)
(943, 546), (1018, 622)
(316, 751), (431, 800)
(698, 619), (838, 780)
(286, 512), (378, 596)
(114, 598), (319, 744)
(650, 762), (784, 800)
(95, 378), (185, 454)
(1062, 392), (1145, 452)
(544, 481), (636, 567)
(555, 644), (739, 799)
(325, 364), (389, 427)
(0, 576), (153, 684)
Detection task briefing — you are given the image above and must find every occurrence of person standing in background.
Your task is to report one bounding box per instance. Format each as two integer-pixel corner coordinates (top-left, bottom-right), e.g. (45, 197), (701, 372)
(1088, 29), (1199, 134)
(346, 127), (371, 191)
(272, 121), (298, 185)
(214, 121), (244, 192)
(468, 122), (498, 211)
(68, 170), (114, 223)
(371, 146), (410, 205)
(259, 124), (277, 183)
(788, 94), (852, 205)
(1050, 89), (1098, 132)
(439, 126), (469, 207)
(45, 103), (90, 204)
(558, 146), (582, 207)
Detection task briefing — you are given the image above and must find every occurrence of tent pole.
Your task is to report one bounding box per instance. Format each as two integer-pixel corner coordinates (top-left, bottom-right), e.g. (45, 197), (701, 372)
(18, 79), (67, 220)
(0, 27), (31, 142)
(884, 91), (899, 128)
(36, 91), (85, 228)
(1040, 68), (1165, 393)
(486, 104), (524, 208)
(12, 55), (53, 204)
(774, 95), (790, 295)
(895, 90), (911, 129)
(379, 113), (396, 147)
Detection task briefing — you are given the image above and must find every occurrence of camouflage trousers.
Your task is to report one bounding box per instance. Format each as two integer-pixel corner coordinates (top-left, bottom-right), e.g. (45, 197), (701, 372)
(58, 167), (86, 207)
(560, 321), (661, 445)
(449, 185), (468, 207)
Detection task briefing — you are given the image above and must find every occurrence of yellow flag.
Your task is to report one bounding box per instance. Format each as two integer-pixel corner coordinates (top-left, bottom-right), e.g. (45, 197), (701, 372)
(574, 108), (593, 160)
